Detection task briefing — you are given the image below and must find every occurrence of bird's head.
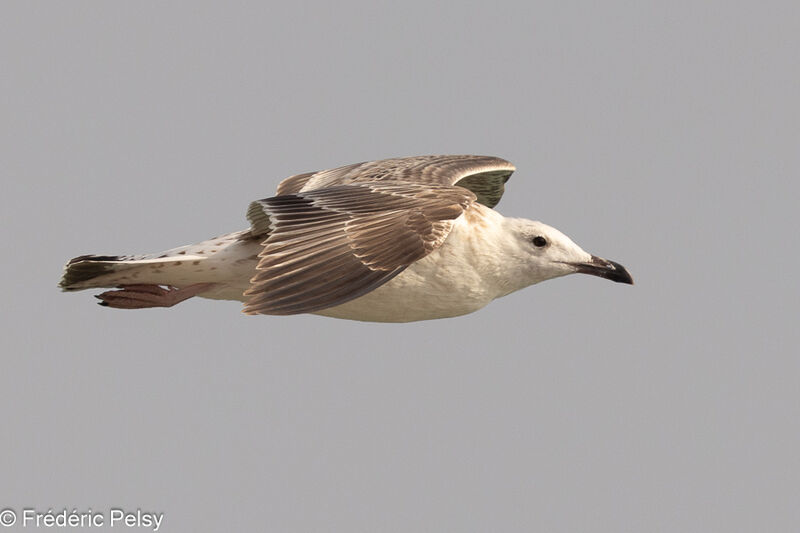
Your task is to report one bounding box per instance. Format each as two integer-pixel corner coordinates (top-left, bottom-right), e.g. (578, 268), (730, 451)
(506, 219), (634, 287)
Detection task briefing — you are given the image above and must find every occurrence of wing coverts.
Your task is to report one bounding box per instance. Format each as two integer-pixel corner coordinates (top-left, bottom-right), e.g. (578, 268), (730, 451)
(243, 182), (475, 315)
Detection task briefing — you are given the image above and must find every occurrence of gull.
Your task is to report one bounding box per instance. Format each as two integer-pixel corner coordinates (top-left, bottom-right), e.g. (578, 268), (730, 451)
(59, 155), (633, 322)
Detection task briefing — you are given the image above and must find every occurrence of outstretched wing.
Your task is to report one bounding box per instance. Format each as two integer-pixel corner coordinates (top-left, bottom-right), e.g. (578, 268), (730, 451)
(244, 182), (476, 315)
(276, 155), (515, 208)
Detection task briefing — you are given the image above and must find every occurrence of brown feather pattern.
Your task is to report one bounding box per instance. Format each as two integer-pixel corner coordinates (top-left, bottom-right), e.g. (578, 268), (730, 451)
(274, 155), (515, 208)
(242, 155), (515, 315)
(242, 182), (476, 315)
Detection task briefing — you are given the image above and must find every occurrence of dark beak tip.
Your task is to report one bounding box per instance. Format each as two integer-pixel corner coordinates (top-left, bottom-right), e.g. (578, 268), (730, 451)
(608, 260), (634, 285)
(575, 256), (634, 285)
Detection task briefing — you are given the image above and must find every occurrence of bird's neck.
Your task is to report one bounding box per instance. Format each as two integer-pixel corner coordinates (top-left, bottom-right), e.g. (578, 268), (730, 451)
(452, 205), (533, 299)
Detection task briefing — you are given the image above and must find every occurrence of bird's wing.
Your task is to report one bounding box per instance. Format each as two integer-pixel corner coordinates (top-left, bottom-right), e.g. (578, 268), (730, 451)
(243, 182), (476, 315)
(275, 155), (515, 208)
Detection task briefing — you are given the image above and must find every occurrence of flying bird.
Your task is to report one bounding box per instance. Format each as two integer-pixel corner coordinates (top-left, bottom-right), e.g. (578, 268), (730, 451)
(59, 155), (633, 322)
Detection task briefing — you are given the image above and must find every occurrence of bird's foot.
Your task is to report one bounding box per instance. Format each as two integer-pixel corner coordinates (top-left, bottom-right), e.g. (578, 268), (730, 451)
(95, 283), (213, 309)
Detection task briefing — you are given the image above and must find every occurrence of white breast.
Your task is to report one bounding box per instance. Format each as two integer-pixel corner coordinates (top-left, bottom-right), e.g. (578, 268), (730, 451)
(315, 205), (512, 322)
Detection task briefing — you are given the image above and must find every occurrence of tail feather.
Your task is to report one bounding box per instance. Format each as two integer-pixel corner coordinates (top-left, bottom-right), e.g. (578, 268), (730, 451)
(60, 255), (125, 290)
(59, 253), (208, 291)
(59, 230), (255, 293)
(59, 254), (167, 291)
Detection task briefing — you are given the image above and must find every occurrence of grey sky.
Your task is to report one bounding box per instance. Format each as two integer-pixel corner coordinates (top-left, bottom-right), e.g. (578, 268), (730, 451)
(1, 1), (798, 531)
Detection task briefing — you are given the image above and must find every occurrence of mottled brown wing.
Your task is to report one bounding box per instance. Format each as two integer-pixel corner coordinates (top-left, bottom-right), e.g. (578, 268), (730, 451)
(274, 155), (515, 208)
(243, 182), (476, 315)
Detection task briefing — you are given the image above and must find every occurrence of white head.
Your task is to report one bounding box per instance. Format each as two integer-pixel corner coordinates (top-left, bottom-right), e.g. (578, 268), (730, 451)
(503, 218), (634, 289)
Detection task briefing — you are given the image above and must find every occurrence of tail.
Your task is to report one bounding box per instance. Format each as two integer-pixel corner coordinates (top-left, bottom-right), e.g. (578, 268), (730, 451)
(60, 255), (124, 290)
(59, 254), (191, 291)
(59, 230), (253, 292)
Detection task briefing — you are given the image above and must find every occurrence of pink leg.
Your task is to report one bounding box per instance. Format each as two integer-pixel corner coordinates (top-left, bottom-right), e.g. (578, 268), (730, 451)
(95, 283), (214, 309)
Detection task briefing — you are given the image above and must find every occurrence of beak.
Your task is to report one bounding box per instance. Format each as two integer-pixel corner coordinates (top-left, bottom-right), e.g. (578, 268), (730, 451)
(571, 255), (634, 285)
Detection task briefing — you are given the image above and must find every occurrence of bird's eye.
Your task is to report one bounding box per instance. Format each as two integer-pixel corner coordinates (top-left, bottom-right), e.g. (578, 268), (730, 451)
(532, 236), (548, 247)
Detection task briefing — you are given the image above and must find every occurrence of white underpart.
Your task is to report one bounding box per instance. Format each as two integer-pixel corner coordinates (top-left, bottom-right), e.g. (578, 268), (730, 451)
(161, 205), (524, 321)
(316, 205), (548, 322)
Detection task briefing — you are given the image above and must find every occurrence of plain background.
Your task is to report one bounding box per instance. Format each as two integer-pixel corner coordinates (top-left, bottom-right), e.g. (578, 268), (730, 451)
(2, 1), (798, 532)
